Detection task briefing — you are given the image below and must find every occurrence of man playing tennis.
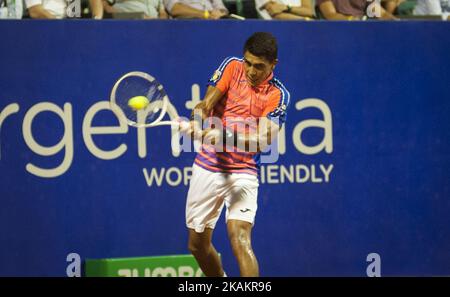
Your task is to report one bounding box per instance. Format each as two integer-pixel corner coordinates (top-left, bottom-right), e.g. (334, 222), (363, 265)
(180, 32), (290, 277)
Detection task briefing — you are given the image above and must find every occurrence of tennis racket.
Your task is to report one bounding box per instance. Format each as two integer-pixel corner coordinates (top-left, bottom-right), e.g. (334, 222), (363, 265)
(110, 71), (189, 129)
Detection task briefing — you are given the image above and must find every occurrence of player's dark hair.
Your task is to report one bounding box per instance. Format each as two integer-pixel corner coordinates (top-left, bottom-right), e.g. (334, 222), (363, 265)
(244, 32), (278, 63)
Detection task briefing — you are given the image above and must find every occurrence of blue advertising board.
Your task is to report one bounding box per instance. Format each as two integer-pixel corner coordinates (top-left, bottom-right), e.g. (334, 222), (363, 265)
(0, 20), (449, 276)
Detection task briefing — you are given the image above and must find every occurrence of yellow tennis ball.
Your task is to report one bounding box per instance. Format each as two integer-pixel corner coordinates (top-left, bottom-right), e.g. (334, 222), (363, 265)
(128, 96), (149, 110)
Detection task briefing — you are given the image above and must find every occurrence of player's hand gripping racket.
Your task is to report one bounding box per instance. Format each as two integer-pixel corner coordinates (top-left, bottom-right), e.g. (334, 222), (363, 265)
(110, 71), (190, 130)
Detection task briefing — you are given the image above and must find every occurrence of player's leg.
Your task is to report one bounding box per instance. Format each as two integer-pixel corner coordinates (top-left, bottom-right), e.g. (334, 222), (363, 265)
(226, 219), (259, 276)
(224, 173), (259, 276)
(188, 228), (225, 277)
(186, 164), (226, 276)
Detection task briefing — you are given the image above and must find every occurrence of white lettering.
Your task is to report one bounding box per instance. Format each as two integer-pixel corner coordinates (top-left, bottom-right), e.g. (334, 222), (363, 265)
(311, 165), (322, 183)
(366, 253), (381, 277)
(295, 165), (310, 183)
(280, 165), (294, 183)
(152, 267), (177, 277)
(320, 164), (334, 182)
(292, 98), (333, 155)
(166, 167), (182, 186)
(0, 103), (20, 159)
(23, 102), (73, 178)
(66, 253), (81, 277)
(83, 101), (128, 160)
(143, 167), (165, 187)
(266, 165), (279, 184)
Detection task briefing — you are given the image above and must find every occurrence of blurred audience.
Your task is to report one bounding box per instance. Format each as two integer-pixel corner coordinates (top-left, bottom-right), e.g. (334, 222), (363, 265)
(163, 0), (228, 18)
(26, 0), (103, 18)
(102, 0), (168, 18)
(413, 0), (450, 19)
(382, 0), (405, 14)
(0, 0), (24, 18)
(316, 0), (397, 19)
(3, 0), (450, 19)
(255, 0), (314, 19)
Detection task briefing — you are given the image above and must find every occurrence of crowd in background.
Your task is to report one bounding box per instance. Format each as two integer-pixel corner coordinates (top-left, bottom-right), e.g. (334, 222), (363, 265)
(0, 0), (449, 20)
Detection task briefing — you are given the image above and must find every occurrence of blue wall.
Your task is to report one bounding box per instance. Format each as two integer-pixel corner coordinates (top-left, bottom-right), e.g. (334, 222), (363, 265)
(0, 20), (449, 276)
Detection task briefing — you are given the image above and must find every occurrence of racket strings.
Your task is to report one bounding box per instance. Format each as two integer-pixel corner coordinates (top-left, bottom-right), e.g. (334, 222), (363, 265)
(112, 72), (168, 127)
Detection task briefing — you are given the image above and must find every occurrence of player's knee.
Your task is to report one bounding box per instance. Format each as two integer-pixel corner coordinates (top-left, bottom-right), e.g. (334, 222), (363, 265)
(229, 229), (252, 252)
(188, 238), (210, 255)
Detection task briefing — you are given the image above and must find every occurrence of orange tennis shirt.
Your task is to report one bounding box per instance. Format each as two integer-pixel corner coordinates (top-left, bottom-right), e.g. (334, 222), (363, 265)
(194, 57), (290, 176)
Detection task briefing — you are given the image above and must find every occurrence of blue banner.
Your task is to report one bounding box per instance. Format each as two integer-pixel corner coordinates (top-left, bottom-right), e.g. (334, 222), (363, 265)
(0, 20), (449, 276)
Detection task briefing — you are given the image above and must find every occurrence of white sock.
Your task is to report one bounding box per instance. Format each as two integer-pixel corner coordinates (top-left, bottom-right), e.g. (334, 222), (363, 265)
(222, 271), (227, 277)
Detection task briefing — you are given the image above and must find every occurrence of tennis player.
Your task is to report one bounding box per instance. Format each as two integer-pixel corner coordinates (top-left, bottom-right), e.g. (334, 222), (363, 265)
(180, 32), (290, 277)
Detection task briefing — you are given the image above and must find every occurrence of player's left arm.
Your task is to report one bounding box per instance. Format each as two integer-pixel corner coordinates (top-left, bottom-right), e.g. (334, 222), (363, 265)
(179, 58), (236, 137)
(233, 117), (282, 152)
(202, 111), (285, 152)
(227, 89), (289, 153)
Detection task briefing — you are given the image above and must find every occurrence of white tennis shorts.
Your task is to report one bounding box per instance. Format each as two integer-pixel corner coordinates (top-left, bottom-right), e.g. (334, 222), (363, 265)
(186, 164), (259, 233)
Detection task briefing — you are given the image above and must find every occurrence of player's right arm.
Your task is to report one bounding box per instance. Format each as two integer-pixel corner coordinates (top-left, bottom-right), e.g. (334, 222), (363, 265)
(192, 86), (224, 120)
(197, 56), (238, 116)
(187, 86), (224, 139)
(183, 86), (222, 139)
(181, 57), (237, 137)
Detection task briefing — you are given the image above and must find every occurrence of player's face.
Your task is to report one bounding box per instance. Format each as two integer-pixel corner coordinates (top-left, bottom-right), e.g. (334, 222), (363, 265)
(243, 51), (277, 87)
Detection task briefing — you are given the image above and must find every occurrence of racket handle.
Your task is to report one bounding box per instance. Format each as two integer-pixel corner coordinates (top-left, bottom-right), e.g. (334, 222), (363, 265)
(148, 120), (189, 129)
(178, 120), (191, 131)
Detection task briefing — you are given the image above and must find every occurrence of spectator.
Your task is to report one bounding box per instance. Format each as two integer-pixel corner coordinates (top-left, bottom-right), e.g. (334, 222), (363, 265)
(255, 0), (314, 19)
(164, 0), (228, 19)
(0, 0), (24, 18)
(316, 0), (397, 19)
(413, 0), (450, 19)
(102, 0), (168, 18)
(382, 0), (405, 14)
(26, 0), (103, 19)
